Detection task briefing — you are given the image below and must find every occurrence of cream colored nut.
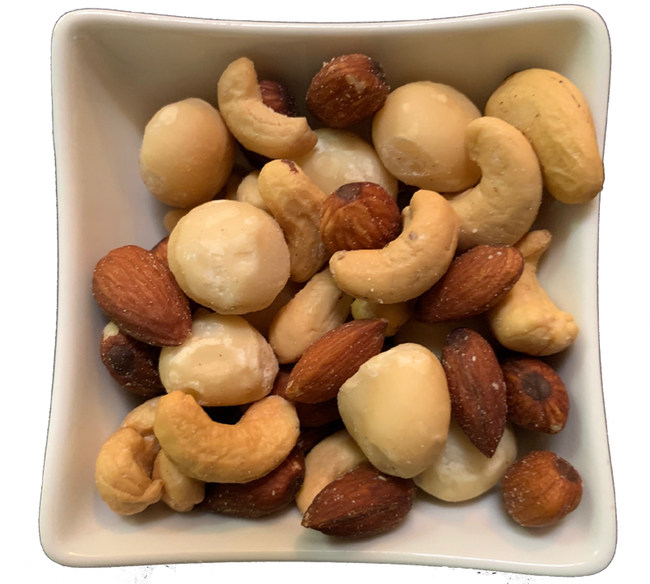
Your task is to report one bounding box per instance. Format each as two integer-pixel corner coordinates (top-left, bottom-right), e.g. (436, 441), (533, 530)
(337, 343), (451, 478)
(94, 427), (163, 516)
(217, 57), (317, 159)
(268, 268), (352, 364)
(159, 309), (278, 407)
(163, 208), (189, 232)
(329, 189), (459, 304)
(292, 128), (398, 198)
(153, 449), (205, 512)
(232, 170), (269, 213)
(350, 298), (410, 336)
(488, 230), (579, 355)
(447, 116), (543, 252)
(120, 396), (162, 437)
(295, 429), (368, 514)
(257, 159), (330, 282)
(241, 279), (302, 339)
(485, 68), (604, 204)
(372, 81), (481, 193)
(154, 391), (300, 483)
(167, 199), (290, 314)
(414, 421), (517, 502)
(139, 97), (235, 208)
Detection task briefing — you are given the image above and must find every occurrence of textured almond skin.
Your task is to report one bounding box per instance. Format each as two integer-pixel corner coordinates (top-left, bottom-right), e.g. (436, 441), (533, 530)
(320, 182), (402, 253)
(441, 328), (507, 457)
(259, 80), (297, 117)
(92, 245), (192, 346)
(416, 244), (524, 323)
(284, 319), (387, 404)
(301, 463), (415, 538)
(306, 54), (390, 129)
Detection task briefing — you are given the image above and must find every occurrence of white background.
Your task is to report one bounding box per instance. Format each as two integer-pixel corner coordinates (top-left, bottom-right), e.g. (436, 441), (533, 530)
(2, 1), (645, 582)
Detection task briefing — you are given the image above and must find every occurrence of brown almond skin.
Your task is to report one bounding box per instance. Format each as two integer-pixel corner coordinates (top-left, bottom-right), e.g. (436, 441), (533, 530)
(320, 182), (402, 253)
(301, 463), (415, 538)
(502, 450), (582, 527)
(441, 328), (507, 457)
(284, 319), (387, 404)
(416, 244), (524, 323)
(198, 447), (305, 518)
(502, 357), (570, 434)
(92, 245), (192, 346)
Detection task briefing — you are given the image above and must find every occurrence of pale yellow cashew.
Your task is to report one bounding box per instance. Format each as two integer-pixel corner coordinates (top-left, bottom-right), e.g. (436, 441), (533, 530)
(119, 396), (161, 436)
(94, 427), (163, 516)
(329, 189), (459, 304)
(153, 391), (300, 483)
(487, 230), (579, 355)
(217, 57), (317, 159)
(447, 116), (543, 252)
(153, 450), (205, 512)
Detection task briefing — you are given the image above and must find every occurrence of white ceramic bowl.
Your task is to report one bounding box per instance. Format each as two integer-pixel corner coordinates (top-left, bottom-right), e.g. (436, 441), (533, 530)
(42, 5), (615, 576)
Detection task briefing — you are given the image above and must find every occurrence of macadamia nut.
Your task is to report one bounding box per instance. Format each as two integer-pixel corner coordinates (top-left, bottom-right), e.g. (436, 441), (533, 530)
(167, 199), (290, 315)
(139, 98), (235, 208)
(159, 309), (278, 407)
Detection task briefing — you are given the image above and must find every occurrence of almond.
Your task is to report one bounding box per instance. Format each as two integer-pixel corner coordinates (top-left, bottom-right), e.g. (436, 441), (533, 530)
(284, 318), (387, 404)
(441, 327), (507, 457)
(320, 182), (402, 253)
(92, 244), (192, 346)
(415, 244), (524, 323)
(301, 463), (415, 538)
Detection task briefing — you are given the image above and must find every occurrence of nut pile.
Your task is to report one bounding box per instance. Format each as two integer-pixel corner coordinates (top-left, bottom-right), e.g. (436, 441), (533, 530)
(92, 52), (603, 537)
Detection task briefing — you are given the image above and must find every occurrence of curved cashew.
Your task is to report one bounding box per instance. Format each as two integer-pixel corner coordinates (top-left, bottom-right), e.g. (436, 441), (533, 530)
(295, 429), (368, 514)
(217, 57), (317, 159)
(153, 449), (205, 512)
(329, 189), (459, 304)
(120, 396), (161, 437)
(94, 427), (163, 516)
(258, 159), (330, 282)
(153, 391), (300, 483)
(487, 230), (579, 355)
(447, 116), (543, 252)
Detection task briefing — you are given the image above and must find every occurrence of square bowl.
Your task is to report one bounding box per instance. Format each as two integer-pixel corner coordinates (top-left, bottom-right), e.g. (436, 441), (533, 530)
(42, 5), (615, 576)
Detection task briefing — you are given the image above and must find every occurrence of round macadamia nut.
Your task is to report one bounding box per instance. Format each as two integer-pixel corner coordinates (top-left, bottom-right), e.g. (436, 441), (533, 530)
(159, 309), (279, 407)
(167, 199), (291, 315)
(372, 81), (481, 193)
(139, 97), (235, 208)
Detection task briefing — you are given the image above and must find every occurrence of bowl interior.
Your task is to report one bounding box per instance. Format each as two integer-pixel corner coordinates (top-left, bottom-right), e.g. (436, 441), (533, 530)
(43, 5), (615, 575)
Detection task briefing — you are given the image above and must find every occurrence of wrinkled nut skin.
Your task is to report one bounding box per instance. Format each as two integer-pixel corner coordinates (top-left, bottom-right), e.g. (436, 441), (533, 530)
(198, 447), (305, 518)
(259, 80), (298, 117)
(306, 53), (390, 129)
(320, 182), (402, 253)
(501, 450), (583, 527)
(485, 68), (604, 204)
(301, 463), (416, 538)
(502, 357), (570, 434)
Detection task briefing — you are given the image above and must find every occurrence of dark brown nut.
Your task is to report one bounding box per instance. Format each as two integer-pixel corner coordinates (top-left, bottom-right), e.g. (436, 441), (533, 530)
(306, 54), (390, 128)
(259, 80), (298, 117)
(501, 450), (583, 527)
(320, 182), (402, 253)
(198, 447), (305, 518)
(100, 322), (164, 398)
(502, 357), (570, 434)
(301, 463), (416, 538)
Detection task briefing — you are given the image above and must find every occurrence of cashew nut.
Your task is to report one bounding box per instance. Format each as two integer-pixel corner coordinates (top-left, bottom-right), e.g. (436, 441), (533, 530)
(94, 427), (163, 516)
(446, 116), (543, 252)
(295, 429), (368, 514)
(268, 267), (352, 364)
(153, 449), (205, 512)
(257, 159), (330, 282)
(328, 189), (459, 304)
(120, 396), (162, 437)
(217, 57), (317, 159)
(487, 230), (579, 355)
(153, 391), (300, 483)
(350, 298), (411, 336)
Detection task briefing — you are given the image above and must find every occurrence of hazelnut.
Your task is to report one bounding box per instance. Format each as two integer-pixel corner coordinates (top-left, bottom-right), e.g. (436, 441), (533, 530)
(502, 357), (570, 434)
(306, 53), (390, 128)
(501, 450), (582, 527)
(320, 182), (402, 253)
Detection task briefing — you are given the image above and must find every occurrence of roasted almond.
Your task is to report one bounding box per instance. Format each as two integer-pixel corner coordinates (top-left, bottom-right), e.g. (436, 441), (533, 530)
(284, 318), (387, 404)
(441, 327), (507, 457)
(92, 244), (192, 346)
(415, 244), (524, 323)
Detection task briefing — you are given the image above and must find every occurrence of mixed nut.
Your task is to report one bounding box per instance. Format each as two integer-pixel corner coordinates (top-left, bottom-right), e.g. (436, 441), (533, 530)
(92, 51), (601, 538)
